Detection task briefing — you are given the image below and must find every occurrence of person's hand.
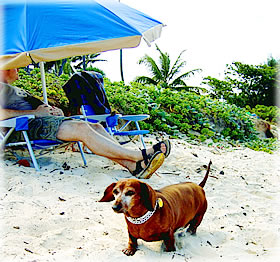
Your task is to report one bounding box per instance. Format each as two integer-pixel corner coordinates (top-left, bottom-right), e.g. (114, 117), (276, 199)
(35, 104), (64, 117)
(49, 105), (64, 116)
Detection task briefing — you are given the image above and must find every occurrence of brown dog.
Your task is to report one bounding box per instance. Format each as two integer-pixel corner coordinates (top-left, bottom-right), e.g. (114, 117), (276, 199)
(99, 160), (212, 256)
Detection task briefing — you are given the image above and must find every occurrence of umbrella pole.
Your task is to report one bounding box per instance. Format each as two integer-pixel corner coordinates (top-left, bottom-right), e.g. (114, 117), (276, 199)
(39, 62), (48, 105)
(119, 0), (124, 82)
(120, 49), (125, 82)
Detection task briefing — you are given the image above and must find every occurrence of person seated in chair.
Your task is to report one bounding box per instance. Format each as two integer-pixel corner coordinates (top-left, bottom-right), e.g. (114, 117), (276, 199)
(0, 69), (171, 179)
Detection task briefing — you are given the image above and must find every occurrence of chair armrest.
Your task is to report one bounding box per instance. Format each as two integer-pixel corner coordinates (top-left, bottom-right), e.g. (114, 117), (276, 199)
(72, 114), (112, 122)
(0, 115), (35, 128)
(120, 114), (149, 122)
(0, 115), (35, 147)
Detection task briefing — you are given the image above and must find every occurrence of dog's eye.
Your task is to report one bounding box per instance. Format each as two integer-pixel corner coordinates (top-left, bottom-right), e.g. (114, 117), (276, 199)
(113, 189), (119, 195)
(125, 190), (135, 196)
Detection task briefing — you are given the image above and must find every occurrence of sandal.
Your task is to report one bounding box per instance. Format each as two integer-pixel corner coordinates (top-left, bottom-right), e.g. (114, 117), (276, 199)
(153, 139), (171, 158)
(132, 150), (165, 179)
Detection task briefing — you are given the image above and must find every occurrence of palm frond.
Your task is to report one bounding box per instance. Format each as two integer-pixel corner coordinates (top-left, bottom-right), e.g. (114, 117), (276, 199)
(139, 55), (163, 80)
(135, 76), (158, 85)
(170, 78), (188, 88)
(172, 49), (186, 69)
(137, 45), (200, 89)
(168, 50), (187, 81)
(156, 45), (171, 80)
(168, 61), (186, 81)
(170, 69), (202, 87)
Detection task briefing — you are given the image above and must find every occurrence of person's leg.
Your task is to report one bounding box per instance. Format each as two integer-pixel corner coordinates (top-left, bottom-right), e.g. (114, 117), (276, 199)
(87, 122), (119, 143)
(80, 122), (136, 169)
(87, 122), (168, 156)
(56, 120), (142, 162)
(56, 120), (168, 174)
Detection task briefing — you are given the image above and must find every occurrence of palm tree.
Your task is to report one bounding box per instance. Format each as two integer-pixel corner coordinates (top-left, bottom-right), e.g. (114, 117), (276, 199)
(45, 58), (74, 76)
(72, 54), (107, 70)
(135, 45), (201, 90)
(44, 53), (106, 76)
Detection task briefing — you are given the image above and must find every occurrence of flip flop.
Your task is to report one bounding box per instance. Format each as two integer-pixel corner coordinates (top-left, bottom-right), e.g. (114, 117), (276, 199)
(132, 151), (165, 179)
(153, 139), (171, 158)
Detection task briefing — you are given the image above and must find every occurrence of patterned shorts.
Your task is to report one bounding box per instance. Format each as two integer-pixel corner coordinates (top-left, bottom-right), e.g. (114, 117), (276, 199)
(8, 116), (72, 143)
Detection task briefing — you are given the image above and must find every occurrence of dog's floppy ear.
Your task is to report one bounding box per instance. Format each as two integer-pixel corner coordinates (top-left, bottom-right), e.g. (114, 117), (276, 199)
(140, 182), (154, 211)
(99, 182), (116, 202)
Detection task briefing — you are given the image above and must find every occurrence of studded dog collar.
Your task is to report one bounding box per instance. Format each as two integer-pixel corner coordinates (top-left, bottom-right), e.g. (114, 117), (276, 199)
(126, 198), (163, 225)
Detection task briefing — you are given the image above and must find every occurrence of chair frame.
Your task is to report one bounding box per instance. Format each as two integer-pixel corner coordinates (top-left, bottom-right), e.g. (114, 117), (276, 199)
(0, 115), (87, 171)
(80, 105), (149, 148)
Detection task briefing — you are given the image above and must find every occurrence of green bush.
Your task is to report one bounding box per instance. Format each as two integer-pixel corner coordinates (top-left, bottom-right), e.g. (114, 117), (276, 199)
(203, 60), (278, 108)
(13, 70), (278, 153)
(104, 79), (258, 142)
(15, 69), (70, 112)
(246, 104), (280, 123)
(244, 138), (279, 154)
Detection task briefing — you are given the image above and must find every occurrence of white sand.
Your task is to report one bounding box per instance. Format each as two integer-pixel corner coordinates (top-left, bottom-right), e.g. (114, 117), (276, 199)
(1, 136), (280, 262)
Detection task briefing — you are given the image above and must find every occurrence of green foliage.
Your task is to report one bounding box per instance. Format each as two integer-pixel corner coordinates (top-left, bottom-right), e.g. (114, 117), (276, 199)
(104, 79), (259, 143)
(71, 54), (106, 70)
(44, 53), (106, 76)
(244, 138), (279, 154)
(45, 58), (74, 76)
(246, 105), (280, 123)
(14, 69), (70, 111)
(204, 60), (279, 108)
(13, 69), (278, 153)
(135, 45), (201, 91)
(81, 67), (106, 77)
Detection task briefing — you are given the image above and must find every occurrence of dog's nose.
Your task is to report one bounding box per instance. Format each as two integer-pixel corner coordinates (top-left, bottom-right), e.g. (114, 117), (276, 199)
(112, 203), (122, 212)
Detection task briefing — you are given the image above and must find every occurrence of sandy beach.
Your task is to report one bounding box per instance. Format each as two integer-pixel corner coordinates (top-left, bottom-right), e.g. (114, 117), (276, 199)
(1, 135), (280, 262)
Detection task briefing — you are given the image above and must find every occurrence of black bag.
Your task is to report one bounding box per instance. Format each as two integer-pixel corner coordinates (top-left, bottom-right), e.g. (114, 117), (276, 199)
(62, 71), (111, 115)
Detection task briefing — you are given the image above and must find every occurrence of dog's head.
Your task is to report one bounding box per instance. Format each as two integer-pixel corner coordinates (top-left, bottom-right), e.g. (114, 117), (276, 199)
(99, 179), (156, 217)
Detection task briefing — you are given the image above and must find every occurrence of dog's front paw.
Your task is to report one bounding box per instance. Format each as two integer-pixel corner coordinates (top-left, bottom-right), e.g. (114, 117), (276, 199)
(165, 245), (176, 252)
(122, 247), (137, 256)
(163, 239), (176, 252)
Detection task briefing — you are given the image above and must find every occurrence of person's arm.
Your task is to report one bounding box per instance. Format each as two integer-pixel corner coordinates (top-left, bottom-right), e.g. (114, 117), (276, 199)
(0, 104), (64, 120)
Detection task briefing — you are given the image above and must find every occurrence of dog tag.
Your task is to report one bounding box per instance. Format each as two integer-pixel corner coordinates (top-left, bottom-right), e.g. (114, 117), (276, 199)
(158, 198), (163, 208)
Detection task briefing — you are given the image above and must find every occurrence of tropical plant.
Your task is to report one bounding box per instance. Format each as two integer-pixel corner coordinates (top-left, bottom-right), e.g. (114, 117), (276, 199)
(72, 54), (107, 70)
(44, 58), (75, 76)
(203, 58), (280, 108)
(16, 68), (70, 112)
(246, 104), (280, 123)
(135, 45), (201, 91)
(83, 66), (106, 77)
(44, 53), (106, 76)
(104, 79), (258, 142)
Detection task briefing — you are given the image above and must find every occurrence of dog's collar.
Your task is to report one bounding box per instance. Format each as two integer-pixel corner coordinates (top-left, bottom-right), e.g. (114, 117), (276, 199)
(126, 198), (163, 225)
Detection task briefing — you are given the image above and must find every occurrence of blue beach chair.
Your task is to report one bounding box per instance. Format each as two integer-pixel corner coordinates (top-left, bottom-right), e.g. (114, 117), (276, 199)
(63, 71), (150, 148)
(0, 115), (87, 171)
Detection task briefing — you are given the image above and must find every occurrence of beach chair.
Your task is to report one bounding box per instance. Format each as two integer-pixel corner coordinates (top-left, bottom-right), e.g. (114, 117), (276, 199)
(63, 71), (150, 148)
(0, 115), (87, 171)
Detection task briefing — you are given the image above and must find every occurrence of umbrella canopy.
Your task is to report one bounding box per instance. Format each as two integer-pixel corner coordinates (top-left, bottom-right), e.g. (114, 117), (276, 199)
(0, 0), (163, 70)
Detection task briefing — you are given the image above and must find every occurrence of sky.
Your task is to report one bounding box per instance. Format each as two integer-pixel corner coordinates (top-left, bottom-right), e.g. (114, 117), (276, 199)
(97, 0), (280, 87)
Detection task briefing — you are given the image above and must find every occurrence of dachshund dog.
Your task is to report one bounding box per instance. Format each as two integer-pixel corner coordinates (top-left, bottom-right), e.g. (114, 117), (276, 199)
(99, 160), (212, 256)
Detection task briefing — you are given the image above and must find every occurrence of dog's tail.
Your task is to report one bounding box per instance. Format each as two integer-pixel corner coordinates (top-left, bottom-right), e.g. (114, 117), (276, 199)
(199, 160), (212, 188)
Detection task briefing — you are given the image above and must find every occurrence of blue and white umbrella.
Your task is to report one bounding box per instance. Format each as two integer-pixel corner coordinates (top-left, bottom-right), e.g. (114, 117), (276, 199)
(0, 0), (163, 69)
